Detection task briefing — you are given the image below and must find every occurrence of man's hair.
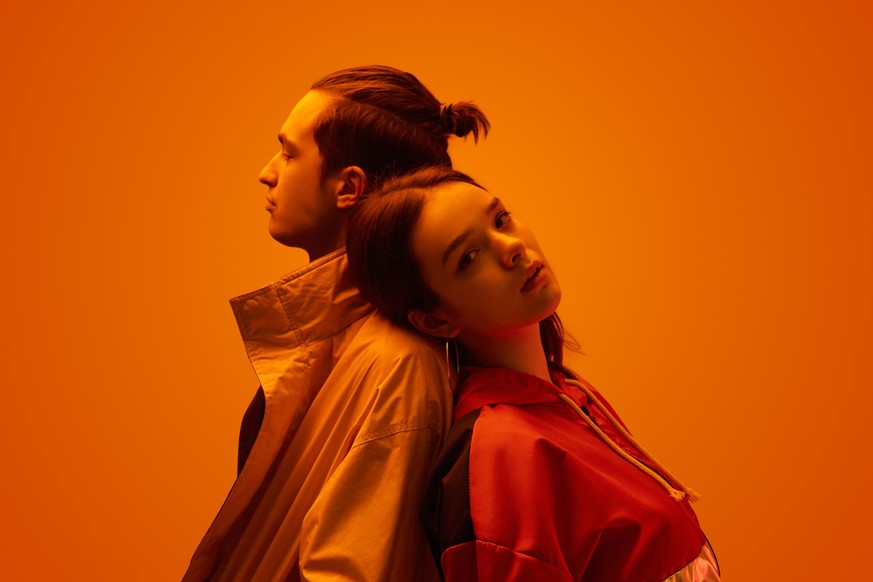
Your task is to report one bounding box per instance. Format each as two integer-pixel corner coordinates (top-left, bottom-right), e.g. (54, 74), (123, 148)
(347, 166), (569, 367)
(310, 65), (490, 190)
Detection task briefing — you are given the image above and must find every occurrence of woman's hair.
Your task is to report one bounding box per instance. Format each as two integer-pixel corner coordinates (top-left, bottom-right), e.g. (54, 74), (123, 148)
(310, 65), (491, 189)
(347, 166), (569, 366)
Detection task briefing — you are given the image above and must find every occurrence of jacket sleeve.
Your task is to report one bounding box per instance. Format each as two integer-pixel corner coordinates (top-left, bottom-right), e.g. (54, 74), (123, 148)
(297, 351), (448, 582)
(422, 416), (573, 582)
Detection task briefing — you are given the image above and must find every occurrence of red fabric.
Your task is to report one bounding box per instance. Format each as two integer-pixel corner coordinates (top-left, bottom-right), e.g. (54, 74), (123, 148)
(442, 541), (574, 582)
(441, 367), (707, 582)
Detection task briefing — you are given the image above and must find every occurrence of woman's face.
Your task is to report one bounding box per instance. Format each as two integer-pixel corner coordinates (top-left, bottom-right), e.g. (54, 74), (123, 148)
(410, 181), (562, 339)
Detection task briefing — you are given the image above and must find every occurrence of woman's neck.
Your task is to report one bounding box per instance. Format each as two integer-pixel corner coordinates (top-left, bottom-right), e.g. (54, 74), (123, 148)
(458, 324), (551, 383)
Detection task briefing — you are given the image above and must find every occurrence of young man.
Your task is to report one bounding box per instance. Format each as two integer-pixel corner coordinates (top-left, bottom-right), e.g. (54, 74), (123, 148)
(183, 66), (489, 582)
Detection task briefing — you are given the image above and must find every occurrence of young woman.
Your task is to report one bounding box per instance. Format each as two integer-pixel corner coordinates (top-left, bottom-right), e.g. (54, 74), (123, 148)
(347, 167), (720, 581)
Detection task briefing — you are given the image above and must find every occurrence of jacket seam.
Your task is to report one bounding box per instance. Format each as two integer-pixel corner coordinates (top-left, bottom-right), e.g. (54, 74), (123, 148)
(353, 422), (438, 447)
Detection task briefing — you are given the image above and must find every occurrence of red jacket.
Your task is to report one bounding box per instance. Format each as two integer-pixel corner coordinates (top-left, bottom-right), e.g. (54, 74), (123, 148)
(422, 366), (718, 581)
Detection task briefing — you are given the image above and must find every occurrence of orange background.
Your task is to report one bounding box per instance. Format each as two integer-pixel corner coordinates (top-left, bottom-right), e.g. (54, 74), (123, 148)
(2, 1), (871, 579)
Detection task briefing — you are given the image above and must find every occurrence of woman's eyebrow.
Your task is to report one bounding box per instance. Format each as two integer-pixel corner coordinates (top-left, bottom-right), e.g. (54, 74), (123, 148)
(442, 229), (473, 266)
(441, 197), (502, 266)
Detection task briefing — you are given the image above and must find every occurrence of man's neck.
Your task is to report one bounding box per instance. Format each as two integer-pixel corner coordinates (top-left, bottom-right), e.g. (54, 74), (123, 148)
(304, 226), (347, 264)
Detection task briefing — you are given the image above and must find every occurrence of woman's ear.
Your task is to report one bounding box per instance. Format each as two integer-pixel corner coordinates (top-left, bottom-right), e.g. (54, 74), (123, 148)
(407, 308), (461, 339)
(335, 166), (367, 209)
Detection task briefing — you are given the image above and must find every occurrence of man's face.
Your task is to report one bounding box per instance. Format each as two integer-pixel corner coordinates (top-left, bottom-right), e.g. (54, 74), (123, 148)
(259, 90), (343, 259)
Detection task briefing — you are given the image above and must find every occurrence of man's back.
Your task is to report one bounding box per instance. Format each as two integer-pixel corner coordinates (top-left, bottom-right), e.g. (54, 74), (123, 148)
(184, 250), (451, 581)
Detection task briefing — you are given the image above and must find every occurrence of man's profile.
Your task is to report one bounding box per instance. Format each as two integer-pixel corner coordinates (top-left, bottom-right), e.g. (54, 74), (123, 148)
(182, 66), (489, 582)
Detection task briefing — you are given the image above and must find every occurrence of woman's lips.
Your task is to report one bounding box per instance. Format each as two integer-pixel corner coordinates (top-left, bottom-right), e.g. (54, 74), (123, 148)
(521, 261), (546, 291)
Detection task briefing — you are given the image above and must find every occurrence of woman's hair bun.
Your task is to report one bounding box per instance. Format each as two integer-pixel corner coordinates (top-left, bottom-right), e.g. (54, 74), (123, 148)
(440, 101), (491, 143)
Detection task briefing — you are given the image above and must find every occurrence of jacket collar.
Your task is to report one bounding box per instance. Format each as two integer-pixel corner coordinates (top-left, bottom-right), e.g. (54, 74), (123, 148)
(230, 248), (373, 350)
(453, 366), (579, 421)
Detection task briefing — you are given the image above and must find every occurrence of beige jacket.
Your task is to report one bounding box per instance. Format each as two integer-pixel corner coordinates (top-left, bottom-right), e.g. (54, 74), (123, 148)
(183, 249), (452, 581)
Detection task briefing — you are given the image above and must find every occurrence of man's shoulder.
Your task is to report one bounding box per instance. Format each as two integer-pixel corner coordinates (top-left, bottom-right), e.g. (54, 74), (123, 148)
(352, 310), (444, 364)
(331, 311), (451, 439)
(329, 311), (450, 406)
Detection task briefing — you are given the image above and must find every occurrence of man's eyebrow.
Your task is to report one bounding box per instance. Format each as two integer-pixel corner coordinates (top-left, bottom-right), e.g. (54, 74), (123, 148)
(278, 134), (298, 153)
(441, 197), (502, 266)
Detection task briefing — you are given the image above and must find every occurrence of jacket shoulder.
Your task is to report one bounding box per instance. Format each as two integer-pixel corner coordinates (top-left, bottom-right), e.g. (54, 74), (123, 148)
(334, 311), (451, 445)
(352, 311), (445, 369)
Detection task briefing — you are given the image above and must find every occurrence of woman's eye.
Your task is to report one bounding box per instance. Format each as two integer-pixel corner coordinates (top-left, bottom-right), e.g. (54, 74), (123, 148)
(496, 211), (512, 229)
(458, 249), (479, 271)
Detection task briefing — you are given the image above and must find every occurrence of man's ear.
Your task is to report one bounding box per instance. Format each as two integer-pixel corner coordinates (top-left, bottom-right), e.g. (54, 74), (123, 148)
(335, 166), (367, 210)
(407, 308), (461, 339)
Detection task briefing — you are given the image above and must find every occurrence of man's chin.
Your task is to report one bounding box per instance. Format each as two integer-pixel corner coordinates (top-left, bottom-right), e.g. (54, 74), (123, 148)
(269, 232), (304, 252)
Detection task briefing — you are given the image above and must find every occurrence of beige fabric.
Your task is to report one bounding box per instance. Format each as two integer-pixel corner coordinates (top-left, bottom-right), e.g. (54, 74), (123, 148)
(663, 542), (721, 581)
(183, 250), (452, 581)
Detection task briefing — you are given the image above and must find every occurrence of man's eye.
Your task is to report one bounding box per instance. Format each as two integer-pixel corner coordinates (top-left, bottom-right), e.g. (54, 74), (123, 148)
(458, 249), (479, 271)
(496, 211), (512, 229)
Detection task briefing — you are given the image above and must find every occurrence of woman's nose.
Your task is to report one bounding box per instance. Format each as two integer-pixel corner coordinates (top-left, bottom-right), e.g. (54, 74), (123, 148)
(500, 235), (526, 268)
(258, 155), (279, 187)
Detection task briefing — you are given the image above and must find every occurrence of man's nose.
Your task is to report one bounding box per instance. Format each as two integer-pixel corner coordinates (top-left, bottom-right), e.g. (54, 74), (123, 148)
(259, 155), (279, 187)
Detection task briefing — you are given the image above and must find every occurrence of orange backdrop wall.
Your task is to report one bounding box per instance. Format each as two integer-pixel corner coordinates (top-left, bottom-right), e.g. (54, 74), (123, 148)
(2, 1), (870, 579)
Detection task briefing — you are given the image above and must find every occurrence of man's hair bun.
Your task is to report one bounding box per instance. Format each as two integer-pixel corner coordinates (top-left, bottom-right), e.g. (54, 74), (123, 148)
(440, 101), (491, 143)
